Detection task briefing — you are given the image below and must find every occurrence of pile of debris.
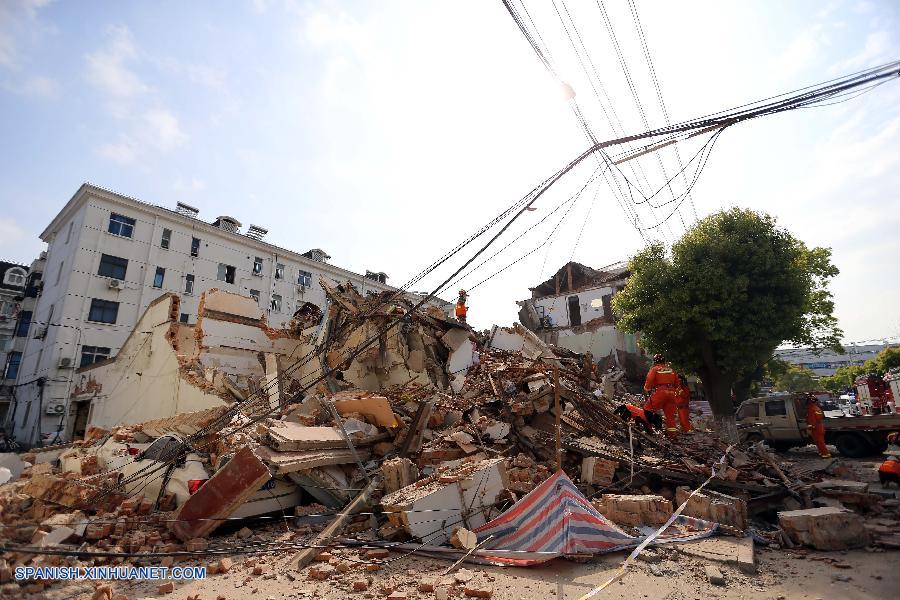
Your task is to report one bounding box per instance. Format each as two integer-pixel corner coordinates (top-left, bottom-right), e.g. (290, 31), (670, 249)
(2, 281), (899, 598)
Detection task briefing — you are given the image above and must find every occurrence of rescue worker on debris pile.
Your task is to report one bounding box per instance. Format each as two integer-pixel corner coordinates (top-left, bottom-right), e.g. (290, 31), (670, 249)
(805, 394), (832, 458)
(879, 432), (900, 487)
(455, 289), (468, 323)
(643, 353), (680, 439)
(613, 403), (663, 434)
(676, 375), (693, 433)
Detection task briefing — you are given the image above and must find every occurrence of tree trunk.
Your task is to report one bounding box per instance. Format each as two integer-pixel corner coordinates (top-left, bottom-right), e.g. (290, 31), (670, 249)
(699, 367), (739, 443)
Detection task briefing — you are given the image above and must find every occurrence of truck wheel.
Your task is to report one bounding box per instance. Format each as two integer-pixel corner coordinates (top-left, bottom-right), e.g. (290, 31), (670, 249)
(834, 433), (873, 458)
(744, 433), (764, 444)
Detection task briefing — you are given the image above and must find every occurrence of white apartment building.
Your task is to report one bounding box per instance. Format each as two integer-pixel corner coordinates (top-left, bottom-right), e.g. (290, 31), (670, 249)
(1, 260), (29, 424)
(11, 183), (400, 446)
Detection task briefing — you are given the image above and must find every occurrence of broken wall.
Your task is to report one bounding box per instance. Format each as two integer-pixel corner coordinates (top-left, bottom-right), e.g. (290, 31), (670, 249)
(73, 294), (230, 430)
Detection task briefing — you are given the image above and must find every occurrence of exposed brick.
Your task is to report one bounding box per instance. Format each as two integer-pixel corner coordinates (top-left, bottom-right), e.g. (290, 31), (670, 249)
(158, 581), (175, 594)
(365, 549), (390, 560)
(352, 579), (369, 591)
(464, 587), (493, 598)
(217, 557), (233, 573)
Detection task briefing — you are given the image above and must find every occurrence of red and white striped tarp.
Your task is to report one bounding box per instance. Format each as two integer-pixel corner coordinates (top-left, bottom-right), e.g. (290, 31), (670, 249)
(473, 470), (717, 566)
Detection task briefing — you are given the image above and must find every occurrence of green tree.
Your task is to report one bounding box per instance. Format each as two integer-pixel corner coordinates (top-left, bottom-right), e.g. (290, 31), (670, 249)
(773, 363), (818, 392)
(613, 208), (842, 441)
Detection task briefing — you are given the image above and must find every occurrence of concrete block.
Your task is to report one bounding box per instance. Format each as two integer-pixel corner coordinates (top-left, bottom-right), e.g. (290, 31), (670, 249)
(704, 565), (726, 586)
(778, 507), (870, 550)
(675, 536), (756, 574)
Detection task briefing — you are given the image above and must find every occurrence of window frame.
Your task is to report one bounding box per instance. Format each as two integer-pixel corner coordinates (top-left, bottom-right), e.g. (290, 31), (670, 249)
(88, 299), (119, 324)
(275, 263), (285, 280)
(297, 270), (312, 287)
(4, 351), (22, 380)
(15, 310), (32, 338)
(184, 274), (195, 295)
(3, 267), (26, 287)
(80, 345), (111, 367)
(153, 267), (165, 289)
(179, 313), (189, 324)
(190, 237), (201, 257)
(217, 263), (236, 284)
(271, 294), (282, 313)
(252, 257), (263, 276)
(108, 213), (136, 238)
(764, 399), (787, 417)
(97, 254), (128, 280)
(160, 228), (172, 250)
(249, 289), (260, 304)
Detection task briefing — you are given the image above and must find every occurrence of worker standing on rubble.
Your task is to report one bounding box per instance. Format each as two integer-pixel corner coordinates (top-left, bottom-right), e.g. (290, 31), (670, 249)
(455, 289), (468, 323)
(676, 375), (693, 433)
(805, 394), (832, 458)
(643, 354), (679, 439)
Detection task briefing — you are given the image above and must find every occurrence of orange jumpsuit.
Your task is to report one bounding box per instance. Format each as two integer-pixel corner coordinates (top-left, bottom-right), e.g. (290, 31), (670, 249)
(806, 401), (831, 458)
(624, 404), (653, 430)
(644, 363), (679, 438)
(676, 380), (693, 432)
(455, 301), (467, 322)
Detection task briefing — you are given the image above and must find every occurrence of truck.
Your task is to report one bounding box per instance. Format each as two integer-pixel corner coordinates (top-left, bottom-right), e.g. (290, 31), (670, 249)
(736, 393), (900, 457)
(853, 373), (895, 415)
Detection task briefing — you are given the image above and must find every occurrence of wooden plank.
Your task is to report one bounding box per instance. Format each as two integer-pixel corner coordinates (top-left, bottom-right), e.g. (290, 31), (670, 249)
(289, 477), (380, 571)
(170, 446), (271, 541)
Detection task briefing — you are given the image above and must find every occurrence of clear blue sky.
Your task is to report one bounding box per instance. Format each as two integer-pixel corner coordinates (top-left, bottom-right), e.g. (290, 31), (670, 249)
(1, 0), (898, 342)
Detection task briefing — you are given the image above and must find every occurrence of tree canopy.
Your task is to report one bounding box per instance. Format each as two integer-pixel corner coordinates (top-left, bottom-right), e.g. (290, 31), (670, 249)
(613, 208), (842, 439)
(772, 363), (818, 393)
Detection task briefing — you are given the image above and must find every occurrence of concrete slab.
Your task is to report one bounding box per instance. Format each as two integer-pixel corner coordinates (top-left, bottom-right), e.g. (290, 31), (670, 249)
(674, 536), (756, 574)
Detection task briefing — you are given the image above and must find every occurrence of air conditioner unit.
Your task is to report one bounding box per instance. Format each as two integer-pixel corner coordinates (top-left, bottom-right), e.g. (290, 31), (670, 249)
(45, 403), (66, 416)
(58, 356), (74, 368)
(108, 279), (125, 290)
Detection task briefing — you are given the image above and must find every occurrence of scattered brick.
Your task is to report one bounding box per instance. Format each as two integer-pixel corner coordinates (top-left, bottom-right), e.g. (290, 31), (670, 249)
(352, 579), (369, 591)
(217, 557), (233, 573)
(464, 587), (493, 598)
(365, 549), (390, 560)
(237, 527), (253, 539)
(158, 581), (175, 594)
(418, 581), (435, 593)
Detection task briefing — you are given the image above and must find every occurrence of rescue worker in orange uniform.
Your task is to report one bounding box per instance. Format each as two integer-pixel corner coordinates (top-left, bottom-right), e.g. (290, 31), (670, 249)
(805, 394), (832, 458)
(643, 354), (679, 439)
(455, 289), (468, 323)
(675, 375), (693, 433)
(613, 403), (663, 434)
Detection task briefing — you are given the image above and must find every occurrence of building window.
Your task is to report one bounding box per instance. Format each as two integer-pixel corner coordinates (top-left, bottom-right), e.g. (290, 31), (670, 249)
(25, 272), (42, 298)
(191, 237), (201, 257)
(249, 289), (260, 304)
(216, 264), (236, 284)
(275, 263), (285, 280)
(88, 299), (119, 324)
(297, 270), (312, 287)
(98, 254), (128, 280)
(253, 257), (263, 276)
(0, 300), (14, 317)
(4, 351), (22, 380)
(3, 267), (26, 287)
(179, 313), (189, 324)
(160, 228), (172, 249)
(80, 346), (111, 367)
(184, 274), (194, 295)
(271, 294), (282, 312)
(15, 311), (31, 338)
(108, 213), (136, 238)
(153, 267), (165, 288)
(65, 221), (74, 244)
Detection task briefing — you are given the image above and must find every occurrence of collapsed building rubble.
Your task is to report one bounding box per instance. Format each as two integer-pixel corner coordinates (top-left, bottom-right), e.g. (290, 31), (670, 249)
(1, 280), (899, 597)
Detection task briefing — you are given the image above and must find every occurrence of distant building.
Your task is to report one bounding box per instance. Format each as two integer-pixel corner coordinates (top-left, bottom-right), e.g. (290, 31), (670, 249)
(516, 261), (640, 358)
(774, 343), (896, 377)
(0, 260), (29, 423)
(8, 183), (402, 446)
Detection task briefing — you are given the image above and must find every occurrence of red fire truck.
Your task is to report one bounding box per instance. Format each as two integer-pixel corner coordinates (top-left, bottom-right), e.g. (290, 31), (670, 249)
(854, 373), (896, 415)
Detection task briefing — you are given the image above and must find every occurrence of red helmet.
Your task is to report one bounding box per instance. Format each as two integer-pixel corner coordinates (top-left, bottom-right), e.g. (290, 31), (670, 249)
(653, 353), (664, 364)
